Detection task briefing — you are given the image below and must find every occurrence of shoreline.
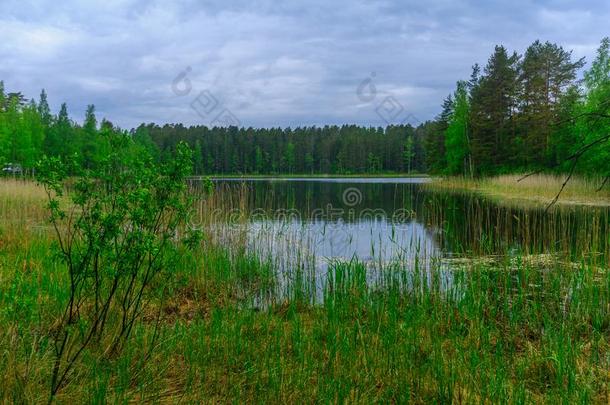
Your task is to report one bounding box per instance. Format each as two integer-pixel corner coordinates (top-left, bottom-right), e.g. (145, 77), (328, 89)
(190, 173), (430, 180)
(428, 174), (610, 208)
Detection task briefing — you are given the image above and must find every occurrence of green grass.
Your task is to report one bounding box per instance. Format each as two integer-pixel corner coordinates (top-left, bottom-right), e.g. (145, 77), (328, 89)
(2, 179), (610, 403)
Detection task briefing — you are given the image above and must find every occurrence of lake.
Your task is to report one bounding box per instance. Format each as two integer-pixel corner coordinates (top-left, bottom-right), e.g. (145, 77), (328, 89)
(200, 177), (610, 301)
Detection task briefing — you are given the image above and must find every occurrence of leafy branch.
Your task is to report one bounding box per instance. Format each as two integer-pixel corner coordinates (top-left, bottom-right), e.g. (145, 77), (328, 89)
(37, 139), (200, 402)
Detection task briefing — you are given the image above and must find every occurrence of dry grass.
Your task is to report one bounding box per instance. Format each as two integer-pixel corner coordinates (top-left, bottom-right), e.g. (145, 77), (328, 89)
(430, 174), (610, 207)
(0, 178), (48, 222)
(0, 178), (51, 248)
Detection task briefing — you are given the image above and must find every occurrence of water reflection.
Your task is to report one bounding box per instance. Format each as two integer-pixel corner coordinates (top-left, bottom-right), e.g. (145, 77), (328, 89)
(199, 177), (609, 301)
(205, 178), (610, 263)
(248, 218), (440, 265)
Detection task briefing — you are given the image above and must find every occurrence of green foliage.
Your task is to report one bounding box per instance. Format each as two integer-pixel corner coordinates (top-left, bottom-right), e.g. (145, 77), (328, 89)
(403, 136), (415, 173)
(36, 138), (198, 399)
(424, 97), (451, 173)
(366, 152), (382, 173)
(254, 146), (264, 174)
(469, 46), (520, 173)
(0, 87), (150, 176)
(141, 123), (425, 175)
(436, 38), (607, 177)
(283, 142), (295, 173)
(578, 38), (610, 176)
(518, 41), (586, 167)
(445, 81), (471, 175)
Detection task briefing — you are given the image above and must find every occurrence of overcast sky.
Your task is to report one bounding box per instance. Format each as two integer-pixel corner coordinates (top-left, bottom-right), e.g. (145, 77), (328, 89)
(1, 0), (608, 129)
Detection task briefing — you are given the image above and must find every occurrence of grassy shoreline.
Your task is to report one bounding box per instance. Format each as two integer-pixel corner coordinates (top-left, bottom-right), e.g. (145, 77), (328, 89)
(429, 174), (610, 207)
(2, 178), (610, 402)
(196, 173), (429, 179)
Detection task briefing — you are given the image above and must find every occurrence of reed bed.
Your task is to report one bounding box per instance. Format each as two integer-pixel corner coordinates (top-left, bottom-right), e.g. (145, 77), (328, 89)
(423, 189), (610, 266)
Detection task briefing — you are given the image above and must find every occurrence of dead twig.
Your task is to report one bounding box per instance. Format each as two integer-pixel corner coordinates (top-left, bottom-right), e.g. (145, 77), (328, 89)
(518, 133), (610, 211)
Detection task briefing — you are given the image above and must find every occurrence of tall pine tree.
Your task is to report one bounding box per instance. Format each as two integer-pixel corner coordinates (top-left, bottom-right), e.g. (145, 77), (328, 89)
(469, 46), (520, 173)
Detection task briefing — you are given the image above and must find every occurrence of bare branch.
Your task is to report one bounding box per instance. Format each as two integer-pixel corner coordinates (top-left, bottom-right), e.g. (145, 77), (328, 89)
(518, 133), (610, 183)
(518, 133), (610, 210)
(597, 176), (610, 192)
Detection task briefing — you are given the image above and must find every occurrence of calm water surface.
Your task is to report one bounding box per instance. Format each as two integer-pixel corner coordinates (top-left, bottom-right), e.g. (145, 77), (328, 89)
(205, 177), (609, 299)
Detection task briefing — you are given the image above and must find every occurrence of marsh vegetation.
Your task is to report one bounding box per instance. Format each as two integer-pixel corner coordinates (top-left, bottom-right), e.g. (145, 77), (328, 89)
(2, 170), (610, 403)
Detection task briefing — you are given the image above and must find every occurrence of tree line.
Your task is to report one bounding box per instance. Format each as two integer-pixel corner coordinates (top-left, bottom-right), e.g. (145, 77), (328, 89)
(0, 85), (138, 173)
(0, 83), (427, 175)
(426, 37), (610, 177)
(1, 37), (608, 177)
(140, 124), (426, 174)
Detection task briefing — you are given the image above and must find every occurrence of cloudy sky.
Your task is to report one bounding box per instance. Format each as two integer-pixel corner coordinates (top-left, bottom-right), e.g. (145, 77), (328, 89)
(1, 0), (608, 129)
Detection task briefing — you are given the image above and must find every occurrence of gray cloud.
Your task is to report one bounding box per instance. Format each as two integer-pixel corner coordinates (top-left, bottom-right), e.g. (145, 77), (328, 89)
(1, 0), (608, 129)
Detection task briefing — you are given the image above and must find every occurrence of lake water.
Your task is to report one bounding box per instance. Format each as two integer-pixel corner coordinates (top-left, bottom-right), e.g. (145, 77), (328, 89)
(205, 177), (610, 300)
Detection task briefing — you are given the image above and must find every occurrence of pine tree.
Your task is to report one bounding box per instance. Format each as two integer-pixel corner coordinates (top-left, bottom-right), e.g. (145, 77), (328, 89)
(424, 95), (452, 173)
(518, 40), (585, 167)
(46, 103), (74, 158)
(469, 46), (520, 173)
(38, 89), (52, 127)
(193, 139), (204, 174)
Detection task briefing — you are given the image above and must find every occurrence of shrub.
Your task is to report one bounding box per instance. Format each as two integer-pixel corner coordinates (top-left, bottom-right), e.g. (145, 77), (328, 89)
(36, 138), (199, 399)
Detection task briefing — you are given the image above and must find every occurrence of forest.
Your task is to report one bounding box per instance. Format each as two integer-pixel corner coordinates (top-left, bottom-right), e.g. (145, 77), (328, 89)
(429, 37), (610, 177)
(0, 37), (608, 177)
